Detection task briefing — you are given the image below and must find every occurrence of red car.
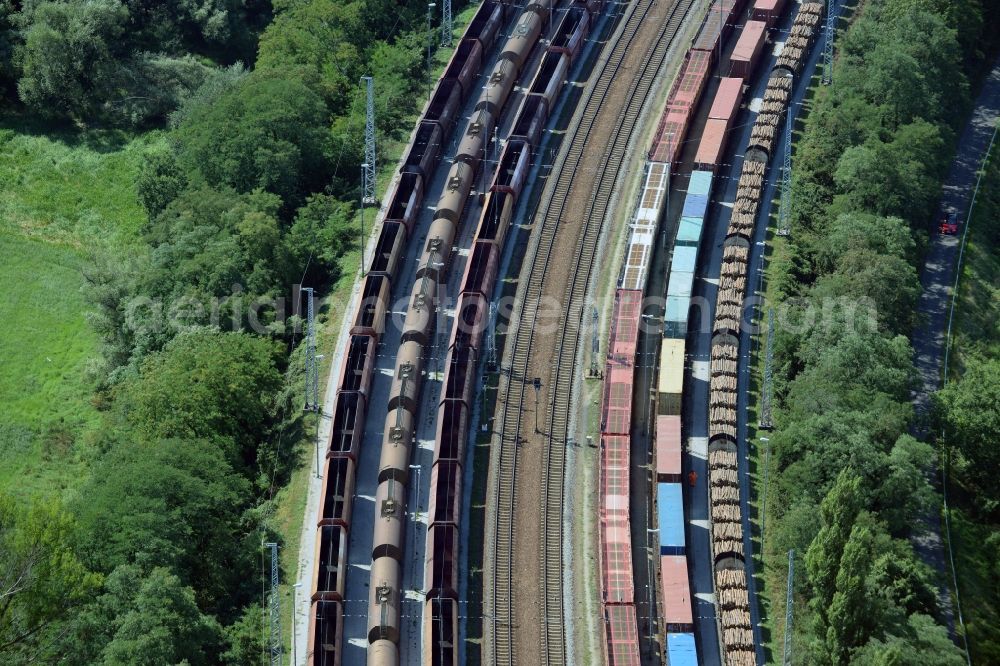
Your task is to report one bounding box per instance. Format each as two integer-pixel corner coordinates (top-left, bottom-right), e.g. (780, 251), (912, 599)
(939, 212), (959, 234)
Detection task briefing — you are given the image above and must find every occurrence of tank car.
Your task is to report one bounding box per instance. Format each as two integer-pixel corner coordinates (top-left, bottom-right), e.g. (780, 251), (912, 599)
(479, 59), (518, 116)
(367, 556), (402, 644)
(400, 279), (437, 347)
(379, 405), (415, 484)
(372, 478), (406, 560)
(368, 639), (398, 666)
(502, 11), (544, 73)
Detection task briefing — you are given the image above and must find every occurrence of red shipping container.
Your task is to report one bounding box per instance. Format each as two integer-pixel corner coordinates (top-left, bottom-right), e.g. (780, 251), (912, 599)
(728, 20), (767, 79)
(709, 77), (744, 123)
(660, 555), (694, 630)
(656, 415), (682, 481)
(694, 118), (729, 171)
(752, 0), (787, 28)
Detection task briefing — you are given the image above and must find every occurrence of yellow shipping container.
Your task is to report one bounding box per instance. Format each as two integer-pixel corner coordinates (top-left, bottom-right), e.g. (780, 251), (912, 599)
(658, 339), (685, 415)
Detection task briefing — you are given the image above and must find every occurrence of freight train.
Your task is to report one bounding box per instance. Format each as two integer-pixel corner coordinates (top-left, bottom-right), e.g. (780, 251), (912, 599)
(596, 0), (778, 660)
(307, 0), (602, 664)
(422, 5), (599, 666)
(648, 2), (825, 665)
(306, 3), (515, 664)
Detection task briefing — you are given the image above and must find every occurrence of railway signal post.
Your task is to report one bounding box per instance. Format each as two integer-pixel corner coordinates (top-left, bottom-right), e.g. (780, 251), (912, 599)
(532, 377), (541, 433)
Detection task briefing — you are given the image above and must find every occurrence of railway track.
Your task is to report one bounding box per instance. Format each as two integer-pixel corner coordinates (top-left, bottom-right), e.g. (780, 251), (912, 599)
(486, 0), (695, 663)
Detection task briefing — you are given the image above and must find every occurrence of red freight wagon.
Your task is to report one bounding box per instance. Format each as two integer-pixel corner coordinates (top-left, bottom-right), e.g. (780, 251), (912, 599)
(604, 605), (641, 666)
(600, 435), (631, 521)
(694, 118), (729, 171)
(668, 50), (712, 112)
(318, 457), (356, 527)
(385, 172), (424, 235)
(693, 0), (747, 54)
(649, 108), (690, 164)
(426, 78), (463, 136)
(602, 362), (635, 436)
(424, 598), (459, 666)
(709, 77), (744, 123)
(465, 1), (505, 52)
(660, 555), (694, 631)
(459, 239), (499, 298)
(308, 600), (343, 666)
(611, 289), (642, 360)
(434, 401), (468, 466)
(442, 38), (483, 99)
(511, 94), (548, 145)
(428, 460), (462, 526)
(729, 20), (767, 79)
(549, 7), (590, 58)
(425, 523), (460, 598)
(753, 0), (787, 27)
(529, 51), (570, 111)
(656, 415), (682, 482)
(601, 519), (635, 604)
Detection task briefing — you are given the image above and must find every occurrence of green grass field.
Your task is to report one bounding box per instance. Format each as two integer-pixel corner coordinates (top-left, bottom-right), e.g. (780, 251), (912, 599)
(0, 234), (99, 496)
(0, 119), (156, 497)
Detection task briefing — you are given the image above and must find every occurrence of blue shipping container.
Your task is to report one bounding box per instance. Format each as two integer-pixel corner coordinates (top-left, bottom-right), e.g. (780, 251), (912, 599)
(666, 632), (699, 666)
(676, 216), (704, 247)
(664, 296), (689, 338)
(681, 193), (708, 220)
(667, 270), (695, 300)
(658, 483), (685, 554)
(688, 170), (713, 197)
(672, 245), (698, 273)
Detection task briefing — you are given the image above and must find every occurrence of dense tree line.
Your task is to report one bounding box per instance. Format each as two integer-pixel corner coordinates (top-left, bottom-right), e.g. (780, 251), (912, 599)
(1, 0), (466, 662)
(764, 0), (1000, 663)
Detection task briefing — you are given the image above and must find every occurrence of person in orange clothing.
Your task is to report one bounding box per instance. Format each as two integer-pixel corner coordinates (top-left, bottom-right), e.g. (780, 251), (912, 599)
(688, 470), (698, 487)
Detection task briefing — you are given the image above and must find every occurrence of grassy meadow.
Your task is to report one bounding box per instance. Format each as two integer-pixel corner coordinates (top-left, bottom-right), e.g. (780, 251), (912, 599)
(0, 120), (157, 497)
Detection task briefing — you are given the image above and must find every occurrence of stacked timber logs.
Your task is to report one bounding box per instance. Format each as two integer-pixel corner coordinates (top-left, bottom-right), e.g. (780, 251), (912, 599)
(716, 565), (755, 666)
(706, 5), (827, 665)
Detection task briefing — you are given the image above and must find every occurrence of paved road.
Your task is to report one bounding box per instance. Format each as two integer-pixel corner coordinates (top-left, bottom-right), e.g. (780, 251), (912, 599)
(909, 57), (1000, 636)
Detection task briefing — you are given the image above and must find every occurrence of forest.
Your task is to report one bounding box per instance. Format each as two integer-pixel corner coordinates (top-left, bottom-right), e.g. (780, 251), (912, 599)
(0, 0), (456, 661)
(763, 0), (1000, 662)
